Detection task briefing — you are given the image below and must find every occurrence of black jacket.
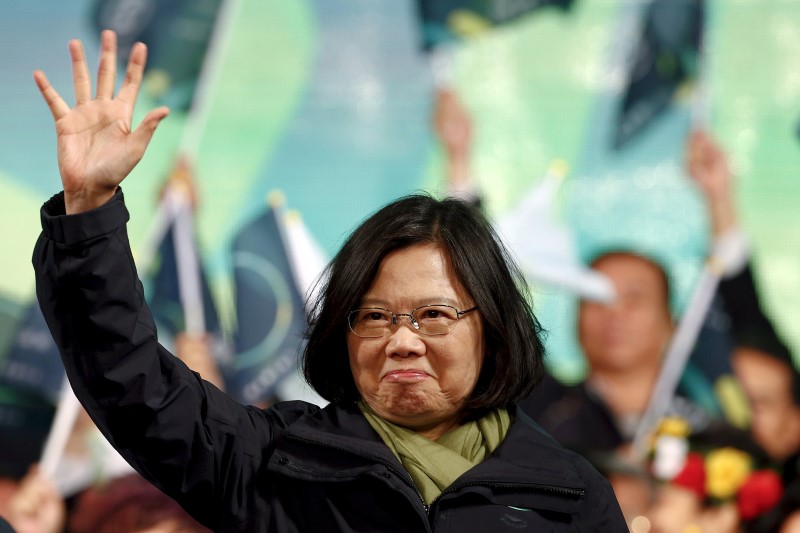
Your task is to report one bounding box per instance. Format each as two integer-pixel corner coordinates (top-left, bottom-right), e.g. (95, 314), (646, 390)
(34, 190), (626, 532)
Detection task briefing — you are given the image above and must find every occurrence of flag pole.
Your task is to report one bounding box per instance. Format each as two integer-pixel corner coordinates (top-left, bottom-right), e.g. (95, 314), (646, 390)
(281, 209), (328, 304)
(135, 0), (241, 272)
(39, 379), (82, 483)
(171, 0), (244, 335)
(167, 186), (206, 335)
(134, 194), (177, 274)
(630, 260), (723, 459)
(160, 0), (243, 336)
(178, 0), (242, 161)
(629, 0), (713, 461)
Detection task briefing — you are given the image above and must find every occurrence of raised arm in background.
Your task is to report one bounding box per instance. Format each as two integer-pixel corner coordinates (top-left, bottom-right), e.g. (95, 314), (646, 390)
(686, 130), (788, 351)
(687, 131), (800, 481)
(686, 130), (737, 237)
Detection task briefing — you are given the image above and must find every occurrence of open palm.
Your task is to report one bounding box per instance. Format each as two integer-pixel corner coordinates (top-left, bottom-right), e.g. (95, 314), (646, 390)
(686, 130), (731, 201)
(34, 30), (169, 214)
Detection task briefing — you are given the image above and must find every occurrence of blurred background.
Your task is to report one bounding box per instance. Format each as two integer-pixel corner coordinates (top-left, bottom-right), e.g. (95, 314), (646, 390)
(1, 0), (798, 453)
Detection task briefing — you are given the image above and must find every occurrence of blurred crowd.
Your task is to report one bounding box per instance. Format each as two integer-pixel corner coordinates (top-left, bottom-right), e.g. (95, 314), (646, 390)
(521, 129), (800, 532)
(0, 332), (219, 533)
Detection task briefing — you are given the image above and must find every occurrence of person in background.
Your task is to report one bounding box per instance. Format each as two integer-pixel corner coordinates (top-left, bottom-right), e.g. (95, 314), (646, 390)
(522, 247), (688, 524)
(522, 248), (689, 451)
(577, 250), (678, 441)
(520, 135), (762, 523)
(31, 31), (625, 531)
(69, 473), (211, 533)
(687, 129), (800, 531)
(687, 130), (800, 469)
(2, 467), (211, 533)
(174, 333), (225, 391)
(1, 466), (65, 533)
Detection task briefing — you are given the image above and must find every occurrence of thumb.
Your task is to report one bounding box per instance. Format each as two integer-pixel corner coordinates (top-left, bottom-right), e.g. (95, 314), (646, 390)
(129, 106), (170, 157)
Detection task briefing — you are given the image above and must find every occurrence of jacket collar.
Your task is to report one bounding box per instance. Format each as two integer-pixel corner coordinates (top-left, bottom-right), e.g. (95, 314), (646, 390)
(272, 404), (587, 492)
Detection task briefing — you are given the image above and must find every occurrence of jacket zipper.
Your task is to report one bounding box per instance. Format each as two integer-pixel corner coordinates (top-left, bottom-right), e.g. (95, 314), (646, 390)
(429, 480), (585, 510)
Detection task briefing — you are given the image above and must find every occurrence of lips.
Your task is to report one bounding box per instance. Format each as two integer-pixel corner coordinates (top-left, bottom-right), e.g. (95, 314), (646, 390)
(383, 369), (430, 383)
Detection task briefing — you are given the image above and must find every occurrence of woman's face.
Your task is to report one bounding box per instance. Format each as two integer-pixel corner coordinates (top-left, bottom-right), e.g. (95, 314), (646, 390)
(346, 243), (485, 440)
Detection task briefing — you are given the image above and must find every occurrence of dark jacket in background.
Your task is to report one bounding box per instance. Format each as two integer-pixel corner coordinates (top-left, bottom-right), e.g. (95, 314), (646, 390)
(520, 372), (624, 455)
(34, 190), (626, 532)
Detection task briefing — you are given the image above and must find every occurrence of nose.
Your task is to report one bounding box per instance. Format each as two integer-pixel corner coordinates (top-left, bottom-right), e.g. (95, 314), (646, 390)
(385, 319), (426, 358)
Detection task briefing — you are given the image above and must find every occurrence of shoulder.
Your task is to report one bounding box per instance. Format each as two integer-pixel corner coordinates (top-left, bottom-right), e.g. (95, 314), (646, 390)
(264, 401), (372, 436)
(509, 407), (622, 509)
(262, 400), (324, 426)
(500, 407), (627, 529)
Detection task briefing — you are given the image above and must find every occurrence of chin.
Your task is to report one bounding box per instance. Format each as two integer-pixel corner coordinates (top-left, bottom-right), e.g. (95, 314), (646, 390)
(594, 350), (650, 371)
(374, 389), (444, 422)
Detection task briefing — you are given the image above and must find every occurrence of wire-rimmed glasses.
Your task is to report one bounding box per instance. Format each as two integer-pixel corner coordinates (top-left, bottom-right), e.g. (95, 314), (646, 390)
(347, 304), (478, 338)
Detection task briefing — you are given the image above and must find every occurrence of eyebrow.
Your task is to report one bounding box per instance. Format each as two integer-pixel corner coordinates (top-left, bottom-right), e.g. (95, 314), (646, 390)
(359, 297), (461, 308)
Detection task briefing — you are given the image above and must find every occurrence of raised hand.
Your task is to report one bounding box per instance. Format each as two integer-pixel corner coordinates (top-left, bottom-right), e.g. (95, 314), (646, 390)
(432, 89), (475, 197)
(686, 130), (732, 201)
(432, 89), (472, 160)
(33, 30), (169, 214)
(686, 130), (737, 235)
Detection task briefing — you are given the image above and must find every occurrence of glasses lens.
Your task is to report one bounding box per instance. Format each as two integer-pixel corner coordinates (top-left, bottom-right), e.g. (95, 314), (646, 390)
(413, 305), (458, 335)
(349, 308), (392, 337)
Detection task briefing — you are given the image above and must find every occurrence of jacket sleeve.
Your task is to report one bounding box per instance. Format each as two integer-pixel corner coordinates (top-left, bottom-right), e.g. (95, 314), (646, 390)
(33, 189), (307, 531)
(718, 262), (792, 360)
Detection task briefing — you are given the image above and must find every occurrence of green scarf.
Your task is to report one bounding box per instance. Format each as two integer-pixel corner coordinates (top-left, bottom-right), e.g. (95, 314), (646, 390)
(358, 402), (511, 505)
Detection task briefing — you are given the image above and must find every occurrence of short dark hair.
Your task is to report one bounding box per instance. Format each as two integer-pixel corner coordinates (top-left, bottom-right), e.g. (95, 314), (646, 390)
(303, 193), (545, 416)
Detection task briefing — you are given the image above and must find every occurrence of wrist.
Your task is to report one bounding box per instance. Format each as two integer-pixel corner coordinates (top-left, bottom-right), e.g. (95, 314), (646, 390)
(709, 202), (737, 237)
(710, 227), (749, 277)
(64, 187), (117, 215)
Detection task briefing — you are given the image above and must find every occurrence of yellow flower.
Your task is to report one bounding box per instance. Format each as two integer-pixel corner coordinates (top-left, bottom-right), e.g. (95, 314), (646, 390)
(657, 416), (692, 438)
(705, 448), (752, 499)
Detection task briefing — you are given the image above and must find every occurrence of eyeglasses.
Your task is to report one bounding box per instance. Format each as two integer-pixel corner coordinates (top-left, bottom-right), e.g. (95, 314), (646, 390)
(347, 304), (478, 338)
